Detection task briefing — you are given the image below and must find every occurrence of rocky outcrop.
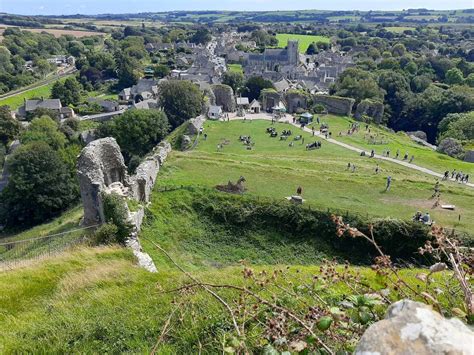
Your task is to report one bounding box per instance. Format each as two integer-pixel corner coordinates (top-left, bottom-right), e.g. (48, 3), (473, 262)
(356, 299), (474, 355)
(285, 91), (308, 114)
(77, 138), (129, 226)
(312, 94), (354, 116)
(407, 130), (428, 141)
(354, 99), (384, 123)
(212, 84), (236, 112)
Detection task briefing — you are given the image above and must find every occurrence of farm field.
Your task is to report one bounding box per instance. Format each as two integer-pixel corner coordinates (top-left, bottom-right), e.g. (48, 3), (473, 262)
(384, 26), (416, 33)
(0, 25), (104, 38)
(275, 33), (331, 52)
(150, 119), (474, 233)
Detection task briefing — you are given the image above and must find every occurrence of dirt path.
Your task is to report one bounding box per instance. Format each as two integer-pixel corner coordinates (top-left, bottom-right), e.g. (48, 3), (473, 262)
(223, 113), (474, 189)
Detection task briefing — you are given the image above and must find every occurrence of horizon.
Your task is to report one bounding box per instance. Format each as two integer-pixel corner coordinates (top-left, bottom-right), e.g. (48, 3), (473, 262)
(0, 0), (472, 16)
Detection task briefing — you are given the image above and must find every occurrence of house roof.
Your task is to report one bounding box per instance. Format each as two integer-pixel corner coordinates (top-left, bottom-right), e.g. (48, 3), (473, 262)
(209, 105), (222, 114)
(236, 97), (249, 105)
(249, 99), (261, 108)
(274, 79), (290, 92)
(24, 99), (62, 112)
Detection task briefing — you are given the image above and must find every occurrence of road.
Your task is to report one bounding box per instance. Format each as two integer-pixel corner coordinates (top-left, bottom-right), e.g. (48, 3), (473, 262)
(225, 113), (474, 189)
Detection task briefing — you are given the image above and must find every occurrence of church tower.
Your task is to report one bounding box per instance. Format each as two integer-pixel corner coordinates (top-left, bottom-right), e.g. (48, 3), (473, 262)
(287, 40), (299, 65)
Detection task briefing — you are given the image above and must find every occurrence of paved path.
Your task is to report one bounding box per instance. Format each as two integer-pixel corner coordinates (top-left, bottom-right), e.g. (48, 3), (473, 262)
(223, 113), (474, 189)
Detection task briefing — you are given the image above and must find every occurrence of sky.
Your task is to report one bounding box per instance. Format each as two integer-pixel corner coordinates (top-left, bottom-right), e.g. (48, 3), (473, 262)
(0, 0), (472, 16)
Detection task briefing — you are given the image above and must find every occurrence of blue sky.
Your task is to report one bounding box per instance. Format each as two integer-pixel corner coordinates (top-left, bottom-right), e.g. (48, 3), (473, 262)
(1, 0), (472, 15)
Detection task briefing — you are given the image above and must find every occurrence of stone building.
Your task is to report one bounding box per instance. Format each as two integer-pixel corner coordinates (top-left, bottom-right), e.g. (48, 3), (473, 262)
(244, 40), (299, 74)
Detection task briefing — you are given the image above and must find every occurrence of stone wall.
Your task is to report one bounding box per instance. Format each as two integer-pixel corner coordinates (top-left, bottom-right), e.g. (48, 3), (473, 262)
(464, 150), (474, 163)
(285, 91), (309, 114)
(188, 115), (205, 135)
(212, 84), (236, 112)
(261, 90), (282, 112)
(129, 141), (172, 203)
(354, 99), (384, 123)
(77, 137), (173, 273)
(77, 138), (129, 226)
(312, 94), (354, 116)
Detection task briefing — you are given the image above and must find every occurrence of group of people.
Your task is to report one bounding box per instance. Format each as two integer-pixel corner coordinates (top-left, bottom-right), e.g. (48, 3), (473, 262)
(412, 211), (433, 225)
(443, 170), (470, 183)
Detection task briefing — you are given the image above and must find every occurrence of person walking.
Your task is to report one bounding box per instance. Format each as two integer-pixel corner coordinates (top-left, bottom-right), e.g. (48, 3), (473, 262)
(296, 186), (302, 195)
(375, 164), (379, 174)
(385, 176), (392, 191)
(409, 155), (414, 163)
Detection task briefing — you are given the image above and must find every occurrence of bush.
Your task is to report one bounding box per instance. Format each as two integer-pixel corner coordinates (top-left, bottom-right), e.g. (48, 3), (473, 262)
(102, 193), (133, 244)
(92, 223), (119, 245)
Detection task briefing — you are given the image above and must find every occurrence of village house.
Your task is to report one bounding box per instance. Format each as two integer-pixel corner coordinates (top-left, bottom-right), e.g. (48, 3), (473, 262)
(208, 105), (223, 119)
(17, 98), (75, 119)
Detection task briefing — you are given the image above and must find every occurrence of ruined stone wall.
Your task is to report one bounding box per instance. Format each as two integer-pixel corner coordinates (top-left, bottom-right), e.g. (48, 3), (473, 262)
(261, 90), (282, 112)
(312, 94), (354, 116)
(285, 91), (309, 114)
(77, 138), (129, 226)
(188, 115), (205, 135)
(129, 141), (172, 203)
(212, 84), (236, 112)
(354, 99), (384, 123)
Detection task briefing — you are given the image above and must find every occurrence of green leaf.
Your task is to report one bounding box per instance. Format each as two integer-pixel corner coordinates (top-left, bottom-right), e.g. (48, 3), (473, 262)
(317, 316), (333, 331)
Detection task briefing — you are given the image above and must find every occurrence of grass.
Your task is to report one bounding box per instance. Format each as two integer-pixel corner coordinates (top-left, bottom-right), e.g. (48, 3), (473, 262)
(321, 115), (474, 176)
(275, 33), (330, 53)
(0, 75), (72, 110)
(151, 119), (474, 232)
(0, 116), (471, 352)
(0, 242), (445, 353)
(227, 63), (243, 74)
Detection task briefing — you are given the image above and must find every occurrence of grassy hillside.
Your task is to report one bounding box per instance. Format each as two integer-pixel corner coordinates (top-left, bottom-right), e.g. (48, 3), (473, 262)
(151, 119), (474, 233)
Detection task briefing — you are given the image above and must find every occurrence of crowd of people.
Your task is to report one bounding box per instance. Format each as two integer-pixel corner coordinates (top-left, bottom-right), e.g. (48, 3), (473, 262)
(443, 170), (469, 183)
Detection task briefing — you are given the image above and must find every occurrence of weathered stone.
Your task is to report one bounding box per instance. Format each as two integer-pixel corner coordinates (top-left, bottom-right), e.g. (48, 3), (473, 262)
(354, 99), (384, 123)
(312, 94), (354, 116)
(181, 135), (192, 150)
(261, 90), (282, 112)
(285, 91), (309, 114)
(212, 84), (236, 112)
(129, 141), (172, 203)
(77, 138), (129, 226)
(407, 130), (428, 141)
(355, 299), (474, 355)
(188, 115), (205, 135)
(464, 150), (474, 163)
(437, 138), (465, 159)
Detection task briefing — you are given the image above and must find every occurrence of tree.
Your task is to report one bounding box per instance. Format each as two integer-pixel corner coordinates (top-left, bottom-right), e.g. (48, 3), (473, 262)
(333, 68), (384, 104)
(51, 77), (82, 106)
(190, 28), (212, 45)
(153, 64), (170, 79)
(0, 106), (21, 145)
(391, 43), (406, 57)
(445, 68), (464, 85)
(115, 51), (141, 89)
(222, 71), (244, 94)
(306, 43), (317, 55)
(242, 76), (274, 102)
(466, 73), (474, 87)
(97, 109), (170, 161)
(0, 142), (77, 227)
(21, 116), (66, 150)
(438, 111), (474, 142)
(158, 81), (203, 128)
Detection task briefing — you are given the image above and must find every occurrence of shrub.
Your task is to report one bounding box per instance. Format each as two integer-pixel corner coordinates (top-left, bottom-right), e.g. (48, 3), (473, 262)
(102, 193), (133, 244)
(92, 223), (119, 245)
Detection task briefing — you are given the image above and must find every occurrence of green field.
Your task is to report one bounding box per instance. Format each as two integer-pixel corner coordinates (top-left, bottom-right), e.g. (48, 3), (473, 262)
(150, 119), (474, 232)
(0, 76), (72, 110)
(227, 63), (243, 74)
(275, 33), (331, 52)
